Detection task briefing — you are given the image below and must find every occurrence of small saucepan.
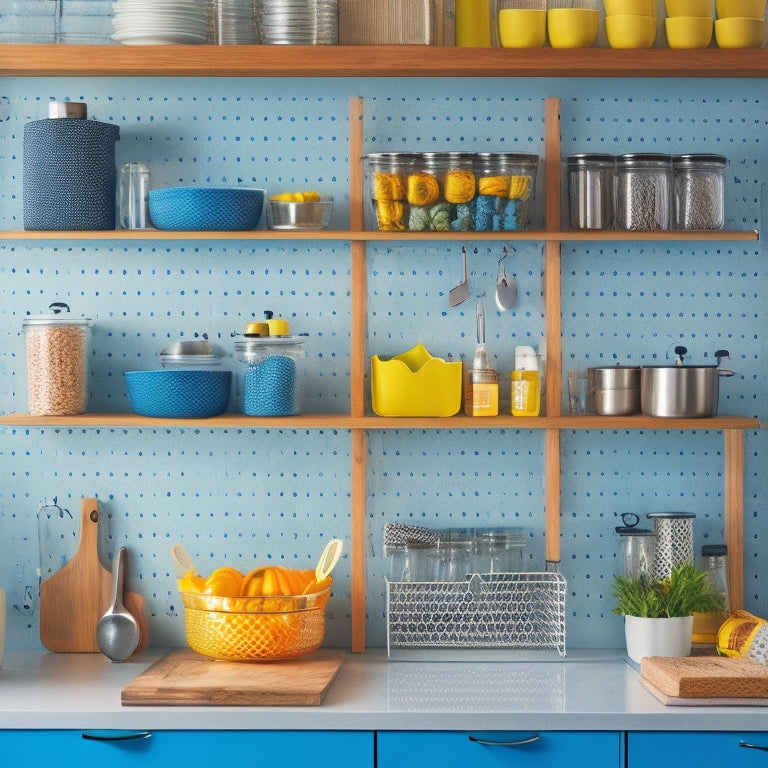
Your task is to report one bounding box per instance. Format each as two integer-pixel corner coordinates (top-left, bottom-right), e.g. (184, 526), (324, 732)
(641, 347), (734, 418)
(588, 365), (641, 416)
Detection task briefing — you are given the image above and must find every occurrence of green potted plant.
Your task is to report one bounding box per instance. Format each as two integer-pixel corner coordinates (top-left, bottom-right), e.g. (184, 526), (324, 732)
(613, 562), (725, 663)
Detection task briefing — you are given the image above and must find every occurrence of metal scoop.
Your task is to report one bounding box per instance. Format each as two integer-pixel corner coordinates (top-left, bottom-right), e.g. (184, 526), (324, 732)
(495, 247), (518, 311)
(449, 246), (470, 306)
(96, 547), (140, 662)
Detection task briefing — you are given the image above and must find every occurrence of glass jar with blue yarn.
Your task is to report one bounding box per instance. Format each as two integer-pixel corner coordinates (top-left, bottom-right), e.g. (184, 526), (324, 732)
(233, 327), (306, 417)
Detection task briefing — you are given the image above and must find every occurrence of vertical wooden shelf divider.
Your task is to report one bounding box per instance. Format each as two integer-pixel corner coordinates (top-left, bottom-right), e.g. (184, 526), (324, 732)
(544, 97), (562, 566)
(724, 429), (745, 610)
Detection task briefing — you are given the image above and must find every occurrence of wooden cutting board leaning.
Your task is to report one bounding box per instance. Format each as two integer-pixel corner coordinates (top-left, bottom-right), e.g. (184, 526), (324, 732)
(121, 648), (346, 706)
(39, 496), (149, 655)
(640, 656), (768, 706)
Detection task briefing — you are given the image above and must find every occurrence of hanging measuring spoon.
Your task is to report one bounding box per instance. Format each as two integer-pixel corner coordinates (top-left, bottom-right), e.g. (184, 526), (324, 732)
(495, 246), (517, 311)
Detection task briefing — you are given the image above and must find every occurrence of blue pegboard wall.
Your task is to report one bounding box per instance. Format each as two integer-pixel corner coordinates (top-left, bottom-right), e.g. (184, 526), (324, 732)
(0, 76), (766, 652)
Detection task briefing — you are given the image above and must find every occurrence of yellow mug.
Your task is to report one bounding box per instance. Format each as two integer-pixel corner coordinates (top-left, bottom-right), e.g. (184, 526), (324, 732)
(498, 9), (548, 47)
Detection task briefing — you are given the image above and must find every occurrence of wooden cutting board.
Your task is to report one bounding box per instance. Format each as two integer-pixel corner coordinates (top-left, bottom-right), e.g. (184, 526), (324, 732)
(121, 648), (346, 706)
(641, 655), (768, 699)
(39, 497), (150, 655)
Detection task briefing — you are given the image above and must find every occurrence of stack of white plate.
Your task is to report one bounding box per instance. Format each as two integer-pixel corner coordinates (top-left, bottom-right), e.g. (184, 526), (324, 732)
(111, 0), (209, 45)
(210, 0), (257, 44)
(256, 0), (339, 44)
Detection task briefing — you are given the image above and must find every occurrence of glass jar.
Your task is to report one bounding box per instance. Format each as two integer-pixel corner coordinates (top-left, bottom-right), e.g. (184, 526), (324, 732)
(406, 152), (451, 232)
(673, 153), (726, 231)
(362, 152), (415, 232)
(233, 335), (306, 416)
(615, 513), (655, 581)
(567, 153), (615, 230)
(118, 162), (151, 230)
(474, 527), (526, 574)
(22, 302), (93, 416)
(442, 152), (478, 232)
(615, 153), (672, 231)
(474, 152), (538, 232)
(692, 543), (730, 645)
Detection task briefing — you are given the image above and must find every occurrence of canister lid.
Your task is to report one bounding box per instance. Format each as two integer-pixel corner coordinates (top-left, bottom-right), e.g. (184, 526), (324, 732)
(673, 154), (727, 167)
(244, 322), (270, 337)
(646, 511), (696, 519)
(615, 512), (653, 535)
(567, 153), (615, 165)
(159, 339), (227, 367)
(702, 543), (727, 556)
(48, 101), (87, 119)
(22, 302), (92, 327)
(617, 153), (672, 166)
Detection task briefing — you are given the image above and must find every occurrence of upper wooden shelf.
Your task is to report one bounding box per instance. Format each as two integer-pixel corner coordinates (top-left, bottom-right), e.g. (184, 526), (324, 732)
(0, 412), (758, 430)
(3, 45), (768, 78)
(0, 229), (759, 242)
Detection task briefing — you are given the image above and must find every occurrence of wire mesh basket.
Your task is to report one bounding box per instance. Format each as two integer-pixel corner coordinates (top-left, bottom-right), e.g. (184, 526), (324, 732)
(386, 572), (567, 659)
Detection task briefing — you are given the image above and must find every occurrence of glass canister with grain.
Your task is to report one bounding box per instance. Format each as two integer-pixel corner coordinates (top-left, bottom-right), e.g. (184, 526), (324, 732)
(22, 302), (93, 416)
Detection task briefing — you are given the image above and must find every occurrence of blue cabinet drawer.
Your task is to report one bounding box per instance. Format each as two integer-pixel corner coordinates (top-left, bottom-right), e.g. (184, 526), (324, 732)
(0, 729), (373, 767)
(377, 730), (621, 768)
(629, 731), (768, 766)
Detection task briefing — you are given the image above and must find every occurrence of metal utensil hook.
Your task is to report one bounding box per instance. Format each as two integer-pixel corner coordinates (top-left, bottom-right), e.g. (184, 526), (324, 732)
(497, 246), (515, 283)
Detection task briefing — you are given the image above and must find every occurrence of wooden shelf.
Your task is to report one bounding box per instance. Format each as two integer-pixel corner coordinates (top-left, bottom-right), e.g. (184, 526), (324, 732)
(0, 412), (758, 430)
(2, 45), (768, 78)
(1, 229), (759, 242)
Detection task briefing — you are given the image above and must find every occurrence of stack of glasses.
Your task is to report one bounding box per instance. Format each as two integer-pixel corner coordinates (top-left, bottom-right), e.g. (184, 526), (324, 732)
(255, 0), (339, 44)
(209, 0), (257, 44)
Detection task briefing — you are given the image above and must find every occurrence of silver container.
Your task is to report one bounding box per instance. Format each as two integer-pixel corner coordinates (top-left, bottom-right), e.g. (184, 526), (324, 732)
(640, 365), (731, 418)
(588, 366), (640, 416)
(673, 153), (726, 231)
(647, 512), (695, 579)
(615, 153), (672, 232)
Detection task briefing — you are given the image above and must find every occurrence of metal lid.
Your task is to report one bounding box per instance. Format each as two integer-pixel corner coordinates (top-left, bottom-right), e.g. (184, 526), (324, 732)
(22, 302), (92, 328)
(615, 512), (653, 536)
(646, 512), (696, 519)
(702, 544), (727, 557)
(617, 153), (672, 166)
(673, 154), (727, 167)
(159, 339), (227, 367)
(567, 153), (615, 165)
(48, 101), (87, 119)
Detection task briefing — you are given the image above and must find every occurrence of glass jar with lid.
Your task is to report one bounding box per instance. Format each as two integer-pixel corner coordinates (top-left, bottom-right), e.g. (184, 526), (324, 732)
(474, 152), (538, 231)
(615, 153), (672, 231)
(672, 153), (726, 231)
(567, 153), (615, 230)
(362, 152), (416, 232)
(692, 543), (730, 645)
(406, 152), (452, 232)
(22, 302), (93, 416)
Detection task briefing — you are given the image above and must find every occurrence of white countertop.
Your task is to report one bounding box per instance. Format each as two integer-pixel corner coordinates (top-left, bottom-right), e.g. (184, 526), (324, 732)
(1, 648), (767, 732)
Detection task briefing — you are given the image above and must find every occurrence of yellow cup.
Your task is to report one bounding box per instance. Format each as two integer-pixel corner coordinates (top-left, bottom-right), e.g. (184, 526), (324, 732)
(665, 15), (713, 45)
(716, 0), (766, 17)
(714, 15), (766, 45)
(498, 8), (548, 47)
(605, 13), (658, 46)
(547, 8), (599, 46)
(604, 0), (656, 14)
(665, 0), (713, 16)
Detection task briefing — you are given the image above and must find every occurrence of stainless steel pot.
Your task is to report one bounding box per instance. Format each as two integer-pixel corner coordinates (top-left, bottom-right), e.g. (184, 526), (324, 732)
(640, 349), (734, 418)
(588, 365), (641, 416)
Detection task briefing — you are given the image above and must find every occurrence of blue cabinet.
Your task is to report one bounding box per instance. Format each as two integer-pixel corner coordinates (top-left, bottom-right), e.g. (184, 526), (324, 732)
(0, 729), (373, 767)
(377, 730), (621, 768)
(629, 732), (768, 766)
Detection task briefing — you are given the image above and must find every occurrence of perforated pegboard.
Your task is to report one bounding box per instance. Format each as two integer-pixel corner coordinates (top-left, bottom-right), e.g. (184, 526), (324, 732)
(0, 75), (766, 653)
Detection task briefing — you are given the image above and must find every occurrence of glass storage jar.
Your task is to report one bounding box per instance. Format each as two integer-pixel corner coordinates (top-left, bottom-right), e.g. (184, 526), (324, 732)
(567, 153), (615, 230)
(692, 543), (730, 645)
(362, 152), (416, 232)
(474, 152), (538, 232)
(22, 302), (92, 416)
(406, 152), (451, 232)
(233, 335), (306, 416)
(615, 153), (672, 231)
(672, 153), (726, 231)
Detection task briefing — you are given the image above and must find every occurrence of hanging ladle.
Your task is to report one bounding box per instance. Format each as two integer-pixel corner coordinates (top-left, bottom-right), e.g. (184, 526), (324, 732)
(302, 538), (343, 594)
(495, 246), (517, 311)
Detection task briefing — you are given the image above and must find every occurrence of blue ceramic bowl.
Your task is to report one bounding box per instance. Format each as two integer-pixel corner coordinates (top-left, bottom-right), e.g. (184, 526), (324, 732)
(125, 370), (231, 418)
(148, 186), (265, 231)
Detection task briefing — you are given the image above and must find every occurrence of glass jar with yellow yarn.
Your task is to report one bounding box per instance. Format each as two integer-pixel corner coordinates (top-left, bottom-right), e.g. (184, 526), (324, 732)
(362, 152), (417, 232)
(474, 152), (539, 231)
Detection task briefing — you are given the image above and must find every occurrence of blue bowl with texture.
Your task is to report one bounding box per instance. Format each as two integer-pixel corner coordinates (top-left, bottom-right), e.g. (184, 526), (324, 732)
(148, 186), (265, 231)
(125, 370), (231, 418)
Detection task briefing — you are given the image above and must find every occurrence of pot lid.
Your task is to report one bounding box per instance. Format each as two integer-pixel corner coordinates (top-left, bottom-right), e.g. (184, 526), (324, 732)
(646, 512), (696, 519)
(160, 339), (227, 362)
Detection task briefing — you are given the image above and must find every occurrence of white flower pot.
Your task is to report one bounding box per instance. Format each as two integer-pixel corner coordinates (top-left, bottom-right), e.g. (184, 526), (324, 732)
(624, 615), (694, 664)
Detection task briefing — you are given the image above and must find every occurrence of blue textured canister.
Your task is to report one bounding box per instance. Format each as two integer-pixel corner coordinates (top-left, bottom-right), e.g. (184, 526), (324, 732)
(23, 101), (120, 231)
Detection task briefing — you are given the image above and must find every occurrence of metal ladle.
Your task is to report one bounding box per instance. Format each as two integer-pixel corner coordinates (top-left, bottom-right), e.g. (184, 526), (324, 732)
(495, 246), (517, 311)
(97, 547), (140, 662)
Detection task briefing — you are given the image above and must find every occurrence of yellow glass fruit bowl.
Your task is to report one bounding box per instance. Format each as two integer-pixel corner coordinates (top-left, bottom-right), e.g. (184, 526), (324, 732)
(180, 586), (331, 661)
(371, 343), (462, 417)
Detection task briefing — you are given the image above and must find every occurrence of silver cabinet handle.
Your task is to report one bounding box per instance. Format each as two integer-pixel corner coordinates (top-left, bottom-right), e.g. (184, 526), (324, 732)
(82, 731), (152, 742)
(739, 741), (768, 753)
(469, 734), (540, 747)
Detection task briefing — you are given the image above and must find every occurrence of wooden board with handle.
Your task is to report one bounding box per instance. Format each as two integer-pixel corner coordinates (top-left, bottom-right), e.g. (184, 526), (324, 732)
(121, 648), (346, 706)
(39, 497), (149, 655)
(641, 655), (768, 700)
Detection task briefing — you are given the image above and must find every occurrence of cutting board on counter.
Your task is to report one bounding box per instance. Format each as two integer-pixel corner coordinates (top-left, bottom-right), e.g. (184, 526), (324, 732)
(39, 497), (150, 655)
(121, 648), (346, 706)
(641, 656), (768, 704)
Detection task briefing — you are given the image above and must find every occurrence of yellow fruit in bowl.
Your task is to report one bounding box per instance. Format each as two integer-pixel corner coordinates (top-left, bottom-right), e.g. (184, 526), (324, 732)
(269, 191), (322, 203)
(202, 566), (244, 597)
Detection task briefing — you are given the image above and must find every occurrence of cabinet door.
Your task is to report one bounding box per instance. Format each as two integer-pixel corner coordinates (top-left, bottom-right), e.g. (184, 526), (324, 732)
(629, 731), (768, 767)
(377, 730), (620, 768)
(0, 729), (373, 767)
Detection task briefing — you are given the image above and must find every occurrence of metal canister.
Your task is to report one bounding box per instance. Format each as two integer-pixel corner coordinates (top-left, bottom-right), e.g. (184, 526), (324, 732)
(672, 153), (726, 231)
(647, 512), (695, 579)
(567, 153), (615, 230)
(615, 153), (672, 231)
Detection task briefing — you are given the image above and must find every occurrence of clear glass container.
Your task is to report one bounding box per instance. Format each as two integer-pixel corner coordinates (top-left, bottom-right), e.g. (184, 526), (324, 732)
(233, 335), (306, 416)
(673, 153), (726, 231)
(567, 153), (615, 230)
(22, 302), (92, 416)
(406, 152), (451, 232)
(362, 152), (416, 232)
(615, 153), (672, 231)
(692, 543), (730, 645)
(615, 513), (656, 581)
(118, 162), (151, 230)
(474, 527), (526, 573)
(474, 152), (538, 231)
